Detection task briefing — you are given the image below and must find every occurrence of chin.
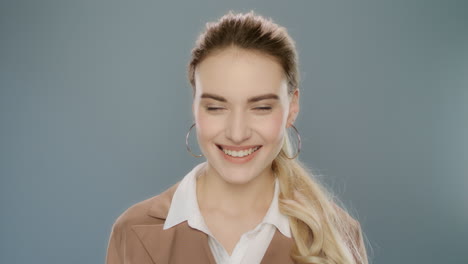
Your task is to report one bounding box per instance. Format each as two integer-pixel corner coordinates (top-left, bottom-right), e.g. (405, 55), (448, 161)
(214, 161), (272, 186)
(219, 171), (259, 185)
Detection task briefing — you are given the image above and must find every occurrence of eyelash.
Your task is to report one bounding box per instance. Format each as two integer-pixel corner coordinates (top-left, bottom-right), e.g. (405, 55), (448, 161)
(254, 107), (272, 111)
(205, 107), (272, 112)
(206, 107), (223, 111)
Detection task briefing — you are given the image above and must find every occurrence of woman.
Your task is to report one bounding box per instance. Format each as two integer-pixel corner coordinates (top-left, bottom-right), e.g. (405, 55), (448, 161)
(106, 11), (368, 264)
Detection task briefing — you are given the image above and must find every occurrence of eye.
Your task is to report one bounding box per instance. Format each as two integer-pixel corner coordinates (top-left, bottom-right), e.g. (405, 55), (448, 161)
(254, 106), (272, 111)
(205, 106), (225, 112)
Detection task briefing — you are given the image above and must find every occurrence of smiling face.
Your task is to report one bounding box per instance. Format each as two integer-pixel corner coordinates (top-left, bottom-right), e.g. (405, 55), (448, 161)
(193, 47), (299, 185)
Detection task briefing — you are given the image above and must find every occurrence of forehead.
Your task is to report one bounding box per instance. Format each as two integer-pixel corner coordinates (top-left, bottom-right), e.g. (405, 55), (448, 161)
(194, 48), (287, 99)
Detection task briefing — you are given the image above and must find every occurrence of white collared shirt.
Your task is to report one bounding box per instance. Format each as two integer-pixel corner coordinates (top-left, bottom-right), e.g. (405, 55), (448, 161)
(163, 162), (291, 264)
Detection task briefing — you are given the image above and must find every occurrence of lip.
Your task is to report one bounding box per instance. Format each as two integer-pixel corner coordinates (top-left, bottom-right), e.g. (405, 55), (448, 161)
(216, 144), (262, 164)
(216, 144), (262, 151)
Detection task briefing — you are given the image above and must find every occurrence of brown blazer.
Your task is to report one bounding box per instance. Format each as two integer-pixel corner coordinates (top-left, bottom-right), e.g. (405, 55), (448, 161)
(106, 182), (368, 264)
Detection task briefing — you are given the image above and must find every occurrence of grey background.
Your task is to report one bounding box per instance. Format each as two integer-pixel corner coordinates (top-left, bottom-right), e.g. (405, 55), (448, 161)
(1, 0), (467, 263)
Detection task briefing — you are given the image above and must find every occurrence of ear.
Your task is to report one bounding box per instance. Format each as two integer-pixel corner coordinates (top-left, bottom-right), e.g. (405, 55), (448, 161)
(287, 89), (300, 128)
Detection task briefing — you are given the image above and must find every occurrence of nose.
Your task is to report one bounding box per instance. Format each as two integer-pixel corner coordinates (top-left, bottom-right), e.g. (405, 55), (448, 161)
(225, 110), (252, 144)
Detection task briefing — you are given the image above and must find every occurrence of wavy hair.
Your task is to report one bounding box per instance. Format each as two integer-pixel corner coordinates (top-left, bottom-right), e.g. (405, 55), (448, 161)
(187, 11), (368, 264)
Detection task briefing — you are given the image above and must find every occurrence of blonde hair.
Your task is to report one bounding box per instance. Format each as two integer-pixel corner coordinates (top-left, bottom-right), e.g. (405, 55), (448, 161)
(188, 11), (367, 264)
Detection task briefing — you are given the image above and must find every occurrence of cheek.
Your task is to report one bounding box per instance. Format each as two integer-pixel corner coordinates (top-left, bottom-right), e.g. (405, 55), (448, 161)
(257, 112), (286, 142)
(195, 110), (222, 140)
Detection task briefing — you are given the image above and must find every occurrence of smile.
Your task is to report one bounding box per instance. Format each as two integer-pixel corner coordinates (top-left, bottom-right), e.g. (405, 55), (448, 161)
(216, 144), (262, 160)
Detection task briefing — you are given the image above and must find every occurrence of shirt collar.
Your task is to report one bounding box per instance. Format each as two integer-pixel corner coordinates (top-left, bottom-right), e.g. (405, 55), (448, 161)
(163, 162), (209, 233)
(262, 176), (291, 238)
(163, 162), (291, 238)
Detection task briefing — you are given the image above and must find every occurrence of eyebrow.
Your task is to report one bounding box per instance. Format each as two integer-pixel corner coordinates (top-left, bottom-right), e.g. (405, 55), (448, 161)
(200, 93), (279, 103)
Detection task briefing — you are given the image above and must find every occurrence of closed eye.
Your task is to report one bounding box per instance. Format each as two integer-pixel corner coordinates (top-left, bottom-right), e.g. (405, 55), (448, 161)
(205, 106), (272, 112)
(254, 106), (272, 111)
(206, 107), (225, 111)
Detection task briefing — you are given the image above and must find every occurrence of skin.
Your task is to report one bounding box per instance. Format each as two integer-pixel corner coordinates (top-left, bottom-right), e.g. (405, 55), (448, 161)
(192, 47), (300, 255)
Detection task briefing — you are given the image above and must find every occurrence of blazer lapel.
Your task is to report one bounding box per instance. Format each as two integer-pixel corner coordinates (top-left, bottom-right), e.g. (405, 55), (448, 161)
(132, 222), (293, 264)
(130, 182), (216, 264)
(260, 229), (295, 264)
(131, 223), (174, 263)
(132, 222), (216, 264)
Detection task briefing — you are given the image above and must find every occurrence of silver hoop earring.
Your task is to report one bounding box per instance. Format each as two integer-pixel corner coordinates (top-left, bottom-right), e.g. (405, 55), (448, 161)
(285, 124), (301, 159)
(186, 123), (203, 158)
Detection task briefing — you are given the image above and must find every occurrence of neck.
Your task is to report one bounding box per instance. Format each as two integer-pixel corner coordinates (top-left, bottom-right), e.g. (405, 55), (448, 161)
(196, 164), (276, 215)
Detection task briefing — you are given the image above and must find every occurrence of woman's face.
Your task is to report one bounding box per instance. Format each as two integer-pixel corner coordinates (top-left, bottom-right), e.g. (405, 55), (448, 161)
(193, 47), (299, 185)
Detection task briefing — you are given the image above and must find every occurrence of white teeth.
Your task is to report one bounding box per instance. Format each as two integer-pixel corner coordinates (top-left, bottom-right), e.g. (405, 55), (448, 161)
(222, 146), (259, 157)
